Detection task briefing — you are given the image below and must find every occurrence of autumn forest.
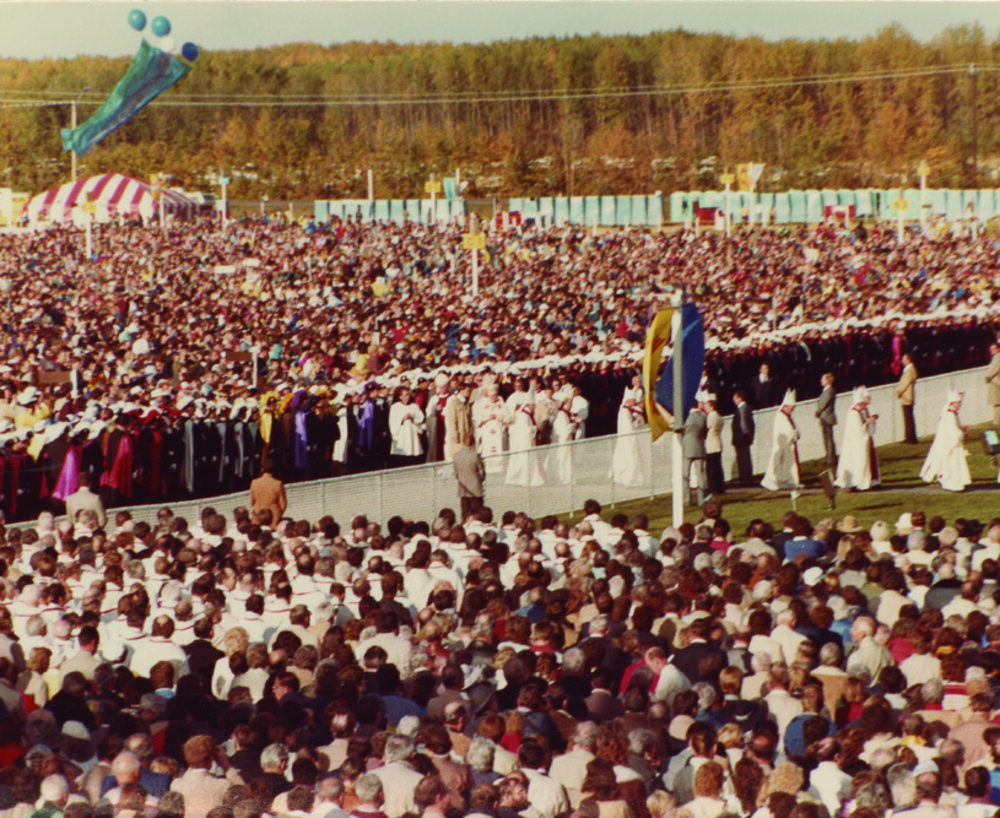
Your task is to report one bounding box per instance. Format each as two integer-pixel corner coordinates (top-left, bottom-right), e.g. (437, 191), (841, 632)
(1, 23), (998, 199)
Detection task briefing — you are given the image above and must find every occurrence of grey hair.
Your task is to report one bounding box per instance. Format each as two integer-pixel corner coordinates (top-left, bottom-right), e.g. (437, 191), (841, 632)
(260, 742), (290, 770)
(921, 678), (944, 705)
(396, 716), (420, 738)
(354, 773), (383, 803)
(39, 775), (68, 804)
(819, 642), (842, 667)
(316, 777), (343, 801)
(25, 615), (46, 638)
(110, 751), (140, 780)
(126, 561), (146, 581)
(869, 746), (897, 772)
(629, 728), (657, 756)
(589, 615), (611, 636)
(854, 783), (891, 815)
(466, 737), (496, 772)
(384, 734), (415, 763)
(693, 682), (716, 710)
(751, 580), (773, 602)
(750, 653), (772, 673)
(886, 765), (917, 811)
(572, 721), (599, 751)
(562, 648), (586, 674)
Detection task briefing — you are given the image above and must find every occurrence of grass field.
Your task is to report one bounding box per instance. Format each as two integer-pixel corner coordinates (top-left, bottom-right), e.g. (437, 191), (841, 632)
(597, 423), (1000, 537)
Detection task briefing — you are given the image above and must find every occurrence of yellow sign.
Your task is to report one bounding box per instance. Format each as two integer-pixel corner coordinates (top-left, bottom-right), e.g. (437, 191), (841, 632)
(643, 307), (674, 442)
(893, 199), (909, 211)
(720, 173), (735, 186)
(150, 173), (164, 201)
(80, 200), (97, 215)
(424, 180), (442, 194)
(736, 163), (765, 191)
(462, 233), (486, 250)
(917, 162), (930, 177)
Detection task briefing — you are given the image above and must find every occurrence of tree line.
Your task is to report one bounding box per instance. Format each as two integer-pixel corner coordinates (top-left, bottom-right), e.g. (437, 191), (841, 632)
(0, 23), (998, 199)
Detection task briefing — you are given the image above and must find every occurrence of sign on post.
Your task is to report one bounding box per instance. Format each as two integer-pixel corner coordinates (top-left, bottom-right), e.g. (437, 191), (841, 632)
(462, 233), (486, 250)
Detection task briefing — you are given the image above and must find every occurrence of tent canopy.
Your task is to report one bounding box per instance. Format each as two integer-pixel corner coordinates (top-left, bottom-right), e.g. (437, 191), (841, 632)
(24, 173), (196, 225)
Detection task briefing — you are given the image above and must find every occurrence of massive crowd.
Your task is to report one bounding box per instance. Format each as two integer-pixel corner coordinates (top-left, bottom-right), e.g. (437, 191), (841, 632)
(0, 495), (999, 818)
(1, 213), (1000, 818)
(0, 215), (998, 517)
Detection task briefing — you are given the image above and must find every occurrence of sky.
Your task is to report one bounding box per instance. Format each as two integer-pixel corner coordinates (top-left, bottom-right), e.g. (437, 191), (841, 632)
(0, 0), (999, 61)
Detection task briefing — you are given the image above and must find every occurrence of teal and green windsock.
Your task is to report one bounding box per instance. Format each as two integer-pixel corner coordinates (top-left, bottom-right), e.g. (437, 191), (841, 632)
(61, 38), (193, 158)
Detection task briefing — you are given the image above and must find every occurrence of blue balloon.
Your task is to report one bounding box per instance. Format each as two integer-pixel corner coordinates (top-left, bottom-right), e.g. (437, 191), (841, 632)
(127, 9), (147, 31)
(181, 42), (199, 62)
(150, 16), (171, 37)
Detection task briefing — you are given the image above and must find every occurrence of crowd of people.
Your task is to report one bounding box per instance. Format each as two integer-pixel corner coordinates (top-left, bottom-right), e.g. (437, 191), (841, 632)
(0, 215), (999, 518)
(0, 493), (998, 818)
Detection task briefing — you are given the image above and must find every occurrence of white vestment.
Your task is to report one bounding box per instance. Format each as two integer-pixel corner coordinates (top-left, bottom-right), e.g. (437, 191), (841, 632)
(920, 407), (971, 491)
(505, 392), (545, 486)
(835, 405), (879, 490)
(611, 385), (645, 486)
(388, 401), (425, 457)
(472, 395), (507, 474)
(548, 405), (576, 484)
(762, 409), (801, 491)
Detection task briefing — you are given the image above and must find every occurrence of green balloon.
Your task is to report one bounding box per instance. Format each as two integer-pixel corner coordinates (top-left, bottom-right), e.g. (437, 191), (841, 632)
(150, 16), (171, 37)
(127, 9), (147, 31)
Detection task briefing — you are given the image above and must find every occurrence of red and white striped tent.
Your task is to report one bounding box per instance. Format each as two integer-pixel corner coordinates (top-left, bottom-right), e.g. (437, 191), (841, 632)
(24, 173), (197, 225)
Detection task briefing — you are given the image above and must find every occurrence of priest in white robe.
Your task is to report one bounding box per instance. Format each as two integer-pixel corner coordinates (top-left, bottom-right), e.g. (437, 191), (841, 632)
(388, 388), (425, 465)
(762, 390), (802, 493)
(920, 390), (971, 492)
(835, 386), (880, 490)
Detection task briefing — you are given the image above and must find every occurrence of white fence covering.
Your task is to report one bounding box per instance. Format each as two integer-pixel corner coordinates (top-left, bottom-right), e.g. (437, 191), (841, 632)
(109, 364), (992, 528)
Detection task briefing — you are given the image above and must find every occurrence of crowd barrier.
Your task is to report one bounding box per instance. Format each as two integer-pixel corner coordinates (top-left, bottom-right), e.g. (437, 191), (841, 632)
(506, 195), (665, 228)
(312, 189), (1000, 230)
(312, 198), (467, 226)
(106, 365), (992, 530)
(668, 188), (1000, 225)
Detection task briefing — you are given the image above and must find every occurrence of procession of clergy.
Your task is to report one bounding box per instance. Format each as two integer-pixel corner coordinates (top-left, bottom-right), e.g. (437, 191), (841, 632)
(757, 352), (999, 496)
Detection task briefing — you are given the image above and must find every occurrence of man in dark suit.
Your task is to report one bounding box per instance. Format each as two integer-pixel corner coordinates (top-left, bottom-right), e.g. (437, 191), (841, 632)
(584, 667), (625, 724)
(671, 618), (726, 685)
(181, 617), (224, 685)
(751, 362), (779, 408)
(731, 390), (755, 487)
(815, 372), (837, 467)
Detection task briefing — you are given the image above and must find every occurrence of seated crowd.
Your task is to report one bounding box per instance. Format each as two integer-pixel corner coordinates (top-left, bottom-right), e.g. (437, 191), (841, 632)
(0, 497), (998, 818)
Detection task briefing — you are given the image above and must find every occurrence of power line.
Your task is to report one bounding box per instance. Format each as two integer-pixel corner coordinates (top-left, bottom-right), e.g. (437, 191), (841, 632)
(0, 62), (996, 109)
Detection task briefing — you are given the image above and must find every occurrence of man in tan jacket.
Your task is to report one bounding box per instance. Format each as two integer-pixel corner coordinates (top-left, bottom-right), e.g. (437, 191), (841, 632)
(986, 343), (1000, 427)
(249, 460), (287, 527)
(897, 352), (918, 444)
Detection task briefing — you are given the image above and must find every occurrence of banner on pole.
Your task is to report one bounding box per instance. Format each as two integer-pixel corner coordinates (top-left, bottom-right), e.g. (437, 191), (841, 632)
(650, 302), (705, 439)
(643, 308), (673, 442)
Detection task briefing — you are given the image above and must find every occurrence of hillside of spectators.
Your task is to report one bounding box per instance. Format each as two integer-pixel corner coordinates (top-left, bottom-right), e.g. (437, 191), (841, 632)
(0, 216), (996, 518)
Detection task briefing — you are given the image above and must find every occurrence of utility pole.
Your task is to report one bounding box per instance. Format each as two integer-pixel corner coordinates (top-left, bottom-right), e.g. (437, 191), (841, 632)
(671, 289), (685, 529)
(69, 88), (91, 182)
(970, 64), (979, 188)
